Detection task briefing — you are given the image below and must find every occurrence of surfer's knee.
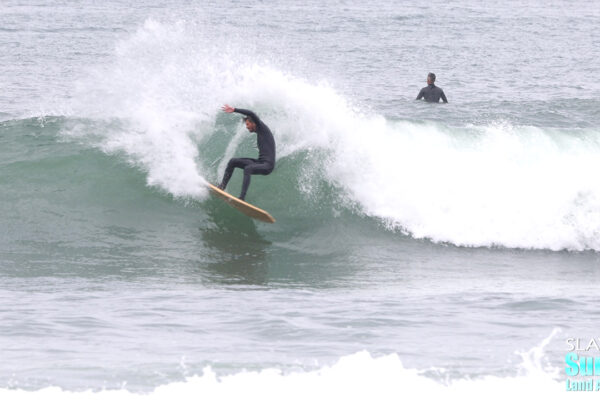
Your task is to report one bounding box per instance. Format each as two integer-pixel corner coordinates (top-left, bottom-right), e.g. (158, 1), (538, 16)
(243, 165), (254, 175)
(227, 158), (244, 170)
(258, 165), (273, 175)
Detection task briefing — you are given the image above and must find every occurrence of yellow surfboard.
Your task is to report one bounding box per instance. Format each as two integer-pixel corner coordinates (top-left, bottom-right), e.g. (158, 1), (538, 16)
(207, 183), (276, 224)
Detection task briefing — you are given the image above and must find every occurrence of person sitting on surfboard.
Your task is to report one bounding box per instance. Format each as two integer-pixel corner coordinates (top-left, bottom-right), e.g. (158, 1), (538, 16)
(217, 105), (276, 201)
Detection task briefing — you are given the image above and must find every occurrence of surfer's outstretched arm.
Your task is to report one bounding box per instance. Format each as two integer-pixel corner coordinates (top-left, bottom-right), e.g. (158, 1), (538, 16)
(222, 104), (261, 125)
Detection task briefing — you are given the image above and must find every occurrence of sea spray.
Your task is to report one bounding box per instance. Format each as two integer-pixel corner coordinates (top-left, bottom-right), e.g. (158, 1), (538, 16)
(66, 19), (600, 251)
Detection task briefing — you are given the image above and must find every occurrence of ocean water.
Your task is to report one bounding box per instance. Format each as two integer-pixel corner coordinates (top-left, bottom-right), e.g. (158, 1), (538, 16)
(1, 0), (600, 397)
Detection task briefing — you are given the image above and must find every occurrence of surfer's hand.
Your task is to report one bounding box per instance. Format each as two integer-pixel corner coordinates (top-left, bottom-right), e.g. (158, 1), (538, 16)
(222, 104), (235, 113)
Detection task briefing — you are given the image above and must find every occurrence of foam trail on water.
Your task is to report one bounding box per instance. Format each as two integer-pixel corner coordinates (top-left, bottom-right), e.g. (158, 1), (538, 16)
(68, 19), (600, 251)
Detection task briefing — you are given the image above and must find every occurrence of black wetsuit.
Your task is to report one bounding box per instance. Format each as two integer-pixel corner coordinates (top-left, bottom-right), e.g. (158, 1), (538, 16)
(219, 108), (276, 200)
(416, 84), (448, 103)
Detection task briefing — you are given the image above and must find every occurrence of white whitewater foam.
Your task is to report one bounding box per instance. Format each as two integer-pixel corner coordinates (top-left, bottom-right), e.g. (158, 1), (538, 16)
(0, 330), (578, 399)
(69, 19), (600, 250)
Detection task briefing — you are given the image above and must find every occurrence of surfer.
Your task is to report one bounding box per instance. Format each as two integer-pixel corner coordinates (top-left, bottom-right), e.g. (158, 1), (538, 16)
(217, 105), (276, 201)
(416, 73), (448, 103)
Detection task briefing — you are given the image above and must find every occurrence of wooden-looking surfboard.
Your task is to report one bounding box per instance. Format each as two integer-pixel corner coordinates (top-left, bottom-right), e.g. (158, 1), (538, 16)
(207, 183), (276, 223)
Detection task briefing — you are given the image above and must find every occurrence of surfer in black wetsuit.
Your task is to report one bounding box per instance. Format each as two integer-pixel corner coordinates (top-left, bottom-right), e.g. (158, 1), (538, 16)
(416, 73), (448, 103)
(217, 105), (276, 201)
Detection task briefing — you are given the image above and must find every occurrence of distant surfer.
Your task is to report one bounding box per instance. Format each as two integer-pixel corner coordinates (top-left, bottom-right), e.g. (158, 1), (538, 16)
(416, 73), (448, 103)
(217, 105), (276, 201)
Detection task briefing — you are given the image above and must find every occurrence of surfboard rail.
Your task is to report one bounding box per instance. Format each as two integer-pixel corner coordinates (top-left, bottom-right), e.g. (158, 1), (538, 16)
(207, 184), (276, 223)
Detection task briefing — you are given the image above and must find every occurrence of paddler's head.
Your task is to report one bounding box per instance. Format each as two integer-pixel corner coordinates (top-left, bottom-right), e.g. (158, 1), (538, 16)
(243, 117), (257, 133)
(427, 72), (436, 85)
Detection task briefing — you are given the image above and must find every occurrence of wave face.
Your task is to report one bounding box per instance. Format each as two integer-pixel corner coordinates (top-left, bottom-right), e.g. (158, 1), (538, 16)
(62, 20), (600, 251)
